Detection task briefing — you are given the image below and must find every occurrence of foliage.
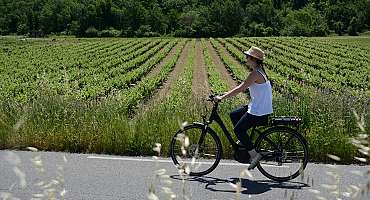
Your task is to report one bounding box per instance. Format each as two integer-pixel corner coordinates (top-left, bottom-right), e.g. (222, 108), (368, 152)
(0, 0), (369, 37)
(99, 27), (121, 37)
(85, 26), (98, 37)
(280, 4), (329, 36)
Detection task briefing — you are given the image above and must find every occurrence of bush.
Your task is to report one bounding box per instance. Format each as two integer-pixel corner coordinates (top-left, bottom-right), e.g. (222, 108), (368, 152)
(173, 26), (196, 37)
(99, 27), (121, 37)
(0, 28), (8, 35)
(85, 27), (98, 37)
(135, 25), (150, 37)
(17, 23), (28, 35)
(67, 21), (80, 35)
(121, 27), (134, 37)
(143, 31), (161, 37)
(241, 22), (274, 37)
(134, 25), (161, 37)
(28, 29), (45, 37)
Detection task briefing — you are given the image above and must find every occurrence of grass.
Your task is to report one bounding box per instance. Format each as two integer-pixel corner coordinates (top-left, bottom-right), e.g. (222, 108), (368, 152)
(1, 105), (367, 199)
(0, 84), (368, 164)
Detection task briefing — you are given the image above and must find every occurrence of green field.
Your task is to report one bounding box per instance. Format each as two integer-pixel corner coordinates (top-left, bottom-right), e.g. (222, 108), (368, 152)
(0, 36), (369, 163)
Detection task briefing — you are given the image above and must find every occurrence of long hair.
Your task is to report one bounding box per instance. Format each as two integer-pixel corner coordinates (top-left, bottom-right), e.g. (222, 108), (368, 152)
(256, 60), (268, 78)
(256, 59), (273, 87)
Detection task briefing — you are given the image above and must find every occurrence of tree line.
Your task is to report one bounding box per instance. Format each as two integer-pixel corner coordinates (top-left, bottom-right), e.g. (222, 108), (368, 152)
(0, 0), (369, 37)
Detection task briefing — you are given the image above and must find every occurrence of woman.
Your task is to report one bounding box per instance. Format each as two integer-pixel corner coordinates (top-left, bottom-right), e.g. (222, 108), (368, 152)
(215, 46), (273, 170)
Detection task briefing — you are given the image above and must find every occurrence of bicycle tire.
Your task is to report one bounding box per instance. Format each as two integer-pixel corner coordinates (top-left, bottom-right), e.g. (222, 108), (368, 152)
(169, 124), (222, 176)
(255, 126), (309, 182)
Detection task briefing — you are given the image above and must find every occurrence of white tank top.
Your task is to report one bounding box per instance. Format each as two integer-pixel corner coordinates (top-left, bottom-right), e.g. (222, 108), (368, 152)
(247, 68), (273, 116)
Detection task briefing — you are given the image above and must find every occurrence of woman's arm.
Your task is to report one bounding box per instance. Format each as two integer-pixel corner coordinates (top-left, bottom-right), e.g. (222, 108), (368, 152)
(216, 71), (258, 101)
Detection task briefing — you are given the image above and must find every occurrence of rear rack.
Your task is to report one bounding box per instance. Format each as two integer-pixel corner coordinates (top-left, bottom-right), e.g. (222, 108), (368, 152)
(270, 116), (302, 128)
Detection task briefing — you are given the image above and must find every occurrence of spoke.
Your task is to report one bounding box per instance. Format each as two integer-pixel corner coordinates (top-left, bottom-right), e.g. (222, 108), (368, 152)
(283, 135), (295, 149)
(259, 150), (277, 161)
(171, 125), (221, 176)
(203, 153), (216, 157)
(255, 129), (307, 181)
(264, 135), (280, 150)
(259, 162), (280, 166)
(285, 152), (305, 161)
(278, 132), (283, 148)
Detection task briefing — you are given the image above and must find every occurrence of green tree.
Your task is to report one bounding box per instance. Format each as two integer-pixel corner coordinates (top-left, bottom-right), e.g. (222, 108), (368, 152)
(280, 4), (328, 36)
(0, 17), (7, 35)
(242, 0), (279, 36)
(348, 17), (360, 36)
(96, 0), (112, 30)
(0, 0), (368, 37)
(146, 3), (166, 34)
(334, 21), (344, 35)
(208, 0), (244, 37)
(124, 0), (146, 31)
(39, 0), (73, 34)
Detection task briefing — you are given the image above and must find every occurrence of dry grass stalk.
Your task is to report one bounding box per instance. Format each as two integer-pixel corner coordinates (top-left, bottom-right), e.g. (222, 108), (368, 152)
(1, 151), (67, 200)
(319, 110), (369, 199)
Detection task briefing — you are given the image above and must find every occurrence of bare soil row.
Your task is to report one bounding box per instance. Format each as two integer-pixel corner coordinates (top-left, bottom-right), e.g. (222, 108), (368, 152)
(141, 39), (241, 111)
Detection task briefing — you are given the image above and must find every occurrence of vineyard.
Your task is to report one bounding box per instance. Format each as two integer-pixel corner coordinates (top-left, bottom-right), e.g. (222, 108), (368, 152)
(0, 36), (369, 163)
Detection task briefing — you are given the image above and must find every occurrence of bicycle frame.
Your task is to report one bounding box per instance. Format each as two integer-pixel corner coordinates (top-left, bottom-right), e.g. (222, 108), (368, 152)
(172, 95), (309, 181)
(200, 101), (262, 150)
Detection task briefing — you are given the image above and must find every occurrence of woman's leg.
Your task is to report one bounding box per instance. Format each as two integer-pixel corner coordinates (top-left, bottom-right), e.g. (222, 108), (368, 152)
(233, 113), (256, 150)
(229, 105), (248, 126)
(233, 113), (270, 170)
(233, 113), (269, 150)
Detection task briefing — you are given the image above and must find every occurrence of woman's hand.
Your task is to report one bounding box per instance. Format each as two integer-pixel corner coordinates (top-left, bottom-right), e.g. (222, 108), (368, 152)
(214, 95), (223, 102)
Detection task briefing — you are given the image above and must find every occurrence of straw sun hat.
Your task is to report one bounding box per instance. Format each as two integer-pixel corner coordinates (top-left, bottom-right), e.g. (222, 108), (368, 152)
(243, 46), (265, 61)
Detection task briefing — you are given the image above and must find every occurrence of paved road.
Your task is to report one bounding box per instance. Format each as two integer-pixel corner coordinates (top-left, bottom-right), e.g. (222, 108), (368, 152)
(0, 150), (368, 200)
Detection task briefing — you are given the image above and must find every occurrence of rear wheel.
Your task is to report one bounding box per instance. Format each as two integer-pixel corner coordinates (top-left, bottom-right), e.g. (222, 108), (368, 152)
(255, 126), (309, 182)
(169, 124), (222, 176)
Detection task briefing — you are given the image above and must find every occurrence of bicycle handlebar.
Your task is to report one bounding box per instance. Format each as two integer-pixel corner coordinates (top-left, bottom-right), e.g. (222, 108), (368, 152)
(206, 93), (224, 103)
(206, 94), (216, 102)
(206, 94), (225, 115)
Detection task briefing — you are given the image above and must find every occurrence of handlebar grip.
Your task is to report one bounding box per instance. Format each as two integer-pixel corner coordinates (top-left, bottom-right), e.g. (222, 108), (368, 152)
(207, 93), (223, 102)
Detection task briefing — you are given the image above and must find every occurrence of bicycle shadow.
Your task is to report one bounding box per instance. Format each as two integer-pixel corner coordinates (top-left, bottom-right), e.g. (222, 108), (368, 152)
(170, 175), (310, 195)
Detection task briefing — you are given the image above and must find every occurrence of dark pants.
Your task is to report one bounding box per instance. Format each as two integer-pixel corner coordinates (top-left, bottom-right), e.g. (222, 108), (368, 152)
(230, 105), (269, 150)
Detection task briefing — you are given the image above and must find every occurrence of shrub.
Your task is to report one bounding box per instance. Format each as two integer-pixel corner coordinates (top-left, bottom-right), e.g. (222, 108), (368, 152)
(135, 25), (152, 37)
(17, 23), (28, 35)
(99, 27), (121, 37)
(173, 26), (196, 37)
(121, 27), (134, 37)
(67, 21), (80, 35)
(85, 27), (98, 37)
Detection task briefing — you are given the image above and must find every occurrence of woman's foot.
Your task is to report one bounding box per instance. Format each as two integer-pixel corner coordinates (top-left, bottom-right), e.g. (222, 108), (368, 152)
(247, 149), (262, 170)
(248, 153), (262, 170)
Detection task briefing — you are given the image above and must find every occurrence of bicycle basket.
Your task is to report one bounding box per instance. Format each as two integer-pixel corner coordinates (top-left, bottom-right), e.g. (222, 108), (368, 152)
(270, 116), (301, 127)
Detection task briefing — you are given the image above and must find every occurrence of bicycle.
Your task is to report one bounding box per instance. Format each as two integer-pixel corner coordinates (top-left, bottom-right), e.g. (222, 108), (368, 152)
(169, 94), (309, 182)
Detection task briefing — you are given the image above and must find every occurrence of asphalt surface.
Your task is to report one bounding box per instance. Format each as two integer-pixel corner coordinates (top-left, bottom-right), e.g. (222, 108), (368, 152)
(0, 150), (369, 200)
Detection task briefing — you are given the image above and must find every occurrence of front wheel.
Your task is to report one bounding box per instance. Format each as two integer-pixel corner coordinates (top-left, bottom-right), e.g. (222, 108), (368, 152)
(255, 126), (309, 182)
(169, 124), (222, 176)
